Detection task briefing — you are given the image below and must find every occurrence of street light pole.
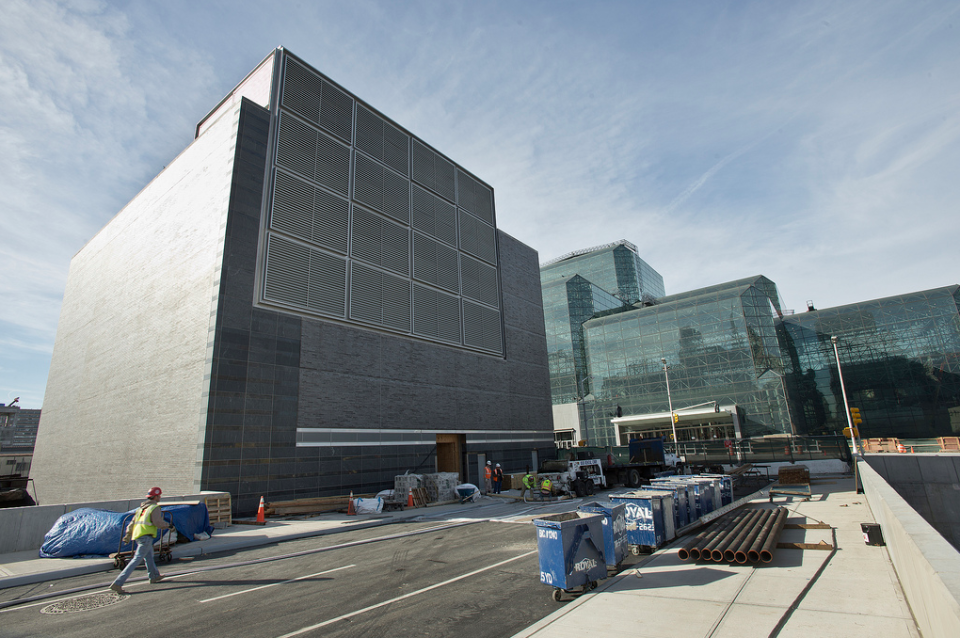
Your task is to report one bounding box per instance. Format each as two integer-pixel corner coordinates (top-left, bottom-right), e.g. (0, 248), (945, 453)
(831, 336), (862, 492)
(577, 375), (593, 445)
(661, 358), (678, 452)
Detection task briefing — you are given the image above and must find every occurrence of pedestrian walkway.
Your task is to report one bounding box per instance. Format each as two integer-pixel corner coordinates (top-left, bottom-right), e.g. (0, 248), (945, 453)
(512, 477), (919, 638)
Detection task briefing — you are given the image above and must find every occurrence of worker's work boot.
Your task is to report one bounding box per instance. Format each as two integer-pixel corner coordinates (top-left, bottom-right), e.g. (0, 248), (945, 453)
(149, 575), (164, 584)
(109, 584), (127, 595)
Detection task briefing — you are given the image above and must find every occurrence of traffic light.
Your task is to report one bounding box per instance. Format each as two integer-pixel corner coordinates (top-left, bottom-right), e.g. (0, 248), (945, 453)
(850, 407), (862, 427)
(843, 426), (859, 438)
(672, 412), (679, 424)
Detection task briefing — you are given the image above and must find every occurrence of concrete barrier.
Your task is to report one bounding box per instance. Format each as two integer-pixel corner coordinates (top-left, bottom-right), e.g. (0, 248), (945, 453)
(859, 459), (960, 638)
(0, 492), (229, 555)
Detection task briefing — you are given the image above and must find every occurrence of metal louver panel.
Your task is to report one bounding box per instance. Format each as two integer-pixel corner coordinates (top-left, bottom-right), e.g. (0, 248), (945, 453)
(354, 155), (384, 213)
(461, 254), (499, 308)
(456, 168), (495, 225)
(413, 285), (439, 339)
(462, 300), (502, 354)
(411, 139), (455, 202)
(354, 155), (410, 225)
(277, 114), (316, 180)
(412, 233), (438, 286)
(308, 250), (347, 316)
(265, 235), (347, 319)
(319, 79), (354, 144)
(413, 284), (460, 344)
(437, 292), (461, 343)
(351, 206), (409, 277)
(272, 170), (313, 242)
(277, 113), (349, 196)
(264, 235), (309, 307)
(383, 121), (409, 176)
(312, 188), (349, 254)
(272, 170), (349, 255)
(381, 220), (410, 276)
(351, 207), (381, 266)
(281, 58), (321, 124)
(382, 271), (411, 332)
(350, 262), (382, 324)
(350, 263), (410, 331)
(315, 133), (350, 196)
(357, 104), (409, 176)
(412, 184), (457, 246)
(383, 170), (409, 224)
(436, 244), (459, 293)
(459, 210), (497, 266)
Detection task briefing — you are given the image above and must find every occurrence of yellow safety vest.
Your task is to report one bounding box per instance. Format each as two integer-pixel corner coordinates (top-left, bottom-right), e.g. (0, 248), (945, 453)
(522, 474), (535, 488)
(540, 479), (552, 493)
(130, 503), (159, 540)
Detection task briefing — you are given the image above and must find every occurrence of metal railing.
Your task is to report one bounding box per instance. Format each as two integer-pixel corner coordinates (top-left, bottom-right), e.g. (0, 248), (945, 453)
(665, 435), (852, 466)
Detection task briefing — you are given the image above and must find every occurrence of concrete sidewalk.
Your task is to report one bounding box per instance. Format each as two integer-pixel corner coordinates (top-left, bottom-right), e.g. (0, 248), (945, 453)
(512, 477), (919, 638)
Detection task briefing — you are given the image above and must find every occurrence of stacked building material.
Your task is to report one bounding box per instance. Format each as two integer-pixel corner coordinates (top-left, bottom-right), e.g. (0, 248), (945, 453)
(423, 473), (459, 502)
(678, 507), (788, 564)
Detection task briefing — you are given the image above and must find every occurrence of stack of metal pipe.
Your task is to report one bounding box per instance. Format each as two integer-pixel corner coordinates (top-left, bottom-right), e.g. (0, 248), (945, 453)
(678, 507), (787, 564)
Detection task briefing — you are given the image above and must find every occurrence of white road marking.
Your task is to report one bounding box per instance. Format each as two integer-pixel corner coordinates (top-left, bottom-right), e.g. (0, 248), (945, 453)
(274, 550), (537, 638)
(199, 565), (355, 603)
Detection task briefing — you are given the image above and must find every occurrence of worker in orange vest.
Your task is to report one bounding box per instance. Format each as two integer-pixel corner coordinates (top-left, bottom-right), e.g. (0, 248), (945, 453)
(484, 460), (492, 494)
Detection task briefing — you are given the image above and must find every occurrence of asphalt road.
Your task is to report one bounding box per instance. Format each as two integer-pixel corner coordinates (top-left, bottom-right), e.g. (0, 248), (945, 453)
(0, 518), (571, 638)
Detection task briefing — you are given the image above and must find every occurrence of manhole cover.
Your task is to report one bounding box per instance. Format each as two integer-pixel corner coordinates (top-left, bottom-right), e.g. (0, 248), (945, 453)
(41, 592), (126, 614)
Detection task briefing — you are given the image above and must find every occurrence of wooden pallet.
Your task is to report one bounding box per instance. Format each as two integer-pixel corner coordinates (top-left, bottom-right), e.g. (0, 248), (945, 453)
(410, 487), (429, 508)
(203, 493), (232, 527)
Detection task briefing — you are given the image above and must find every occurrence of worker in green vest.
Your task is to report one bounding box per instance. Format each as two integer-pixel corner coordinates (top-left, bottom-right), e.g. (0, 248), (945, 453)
(540, 477), (553, 499)
(521, 468), (536, 502)
(110, 487), (173, 595)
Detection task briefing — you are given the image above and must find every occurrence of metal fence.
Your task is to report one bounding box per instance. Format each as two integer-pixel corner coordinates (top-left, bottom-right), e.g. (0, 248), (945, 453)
(665, 435), (853, 466)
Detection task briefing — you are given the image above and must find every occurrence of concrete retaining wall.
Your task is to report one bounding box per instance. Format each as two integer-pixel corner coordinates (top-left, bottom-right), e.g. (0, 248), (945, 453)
(859, 460), (960, 638)
(863, 453), (960, 551)
(0, 492), (228, 554)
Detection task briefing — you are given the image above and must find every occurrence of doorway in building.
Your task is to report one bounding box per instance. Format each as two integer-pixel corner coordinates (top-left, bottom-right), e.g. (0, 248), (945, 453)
(436, 434), (465, 480)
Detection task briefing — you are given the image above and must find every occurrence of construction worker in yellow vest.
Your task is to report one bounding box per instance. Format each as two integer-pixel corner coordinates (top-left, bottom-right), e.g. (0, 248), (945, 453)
(110, 487), (172, 595)
(540, 477), (553, 498)
(521, 468), (536, 502)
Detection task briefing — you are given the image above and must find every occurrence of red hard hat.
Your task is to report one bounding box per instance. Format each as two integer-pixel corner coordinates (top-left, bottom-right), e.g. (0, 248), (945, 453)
(146, 487), (162, 499)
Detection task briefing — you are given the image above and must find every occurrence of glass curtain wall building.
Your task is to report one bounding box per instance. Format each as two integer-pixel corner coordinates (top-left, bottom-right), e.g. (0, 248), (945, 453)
(583, 276), (792, 445)
(781, 286), (960, 438)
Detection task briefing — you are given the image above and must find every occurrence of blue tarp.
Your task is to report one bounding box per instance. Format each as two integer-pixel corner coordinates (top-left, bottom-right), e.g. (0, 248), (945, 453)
(39, 504), (214, 558)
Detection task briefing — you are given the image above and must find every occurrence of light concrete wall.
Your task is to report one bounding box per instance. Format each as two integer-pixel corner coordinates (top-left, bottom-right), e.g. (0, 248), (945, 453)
(552, 403), (580, 439)
(859, 460), (960, 638)
(30, 100), (242, 504)
(864, 453), (960, 550)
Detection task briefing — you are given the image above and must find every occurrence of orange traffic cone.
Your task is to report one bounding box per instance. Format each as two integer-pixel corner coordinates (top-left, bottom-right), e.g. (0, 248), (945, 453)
(897, 442), (906, 453)
(407, 488), (414, 508)
(347, 491), (356, 516)
(256, 496), (265, 524)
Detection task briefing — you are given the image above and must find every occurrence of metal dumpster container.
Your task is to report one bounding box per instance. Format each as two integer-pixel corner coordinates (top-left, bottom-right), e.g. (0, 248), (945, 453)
(701, 474), (733, 506)
(641, 482), (690, 529)
(578, 501), (627, 569)
(610, 490), (675, 553)
(658, 477), (716, 519)
(533, 512), (607, 600)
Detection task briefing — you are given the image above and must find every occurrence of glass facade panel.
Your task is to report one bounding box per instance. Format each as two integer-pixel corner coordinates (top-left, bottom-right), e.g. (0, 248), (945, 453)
(781, 285), (960, 438)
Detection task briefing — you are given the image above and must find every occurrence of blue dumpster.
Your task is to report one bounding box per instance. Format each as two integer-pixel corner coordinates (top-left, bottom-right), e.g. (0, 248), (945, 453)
(533, 512), (607, 600)
(641, 482), (690, 529)
(701, 474), (733, 506)
(609, 490), (675, 553)
(578, 501), (627, 569)
(657, 477), (716, 519)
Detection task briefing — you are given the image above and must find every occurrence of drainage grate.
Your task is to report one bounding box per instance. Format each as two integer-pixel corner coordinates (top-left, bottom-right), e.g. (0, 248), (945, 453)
(41, 592), (126, 614)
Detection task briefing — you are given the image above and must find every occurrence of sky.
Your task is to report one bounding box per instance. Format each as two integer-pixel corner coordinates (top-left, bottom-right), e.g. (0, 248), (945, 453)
(2, 0), (959, 409)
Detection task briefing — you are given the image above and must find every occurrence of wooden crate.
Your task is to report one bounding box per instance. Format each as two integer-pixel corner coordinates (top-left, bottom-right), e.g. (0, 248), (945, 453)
(938, 437), (960, 452)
